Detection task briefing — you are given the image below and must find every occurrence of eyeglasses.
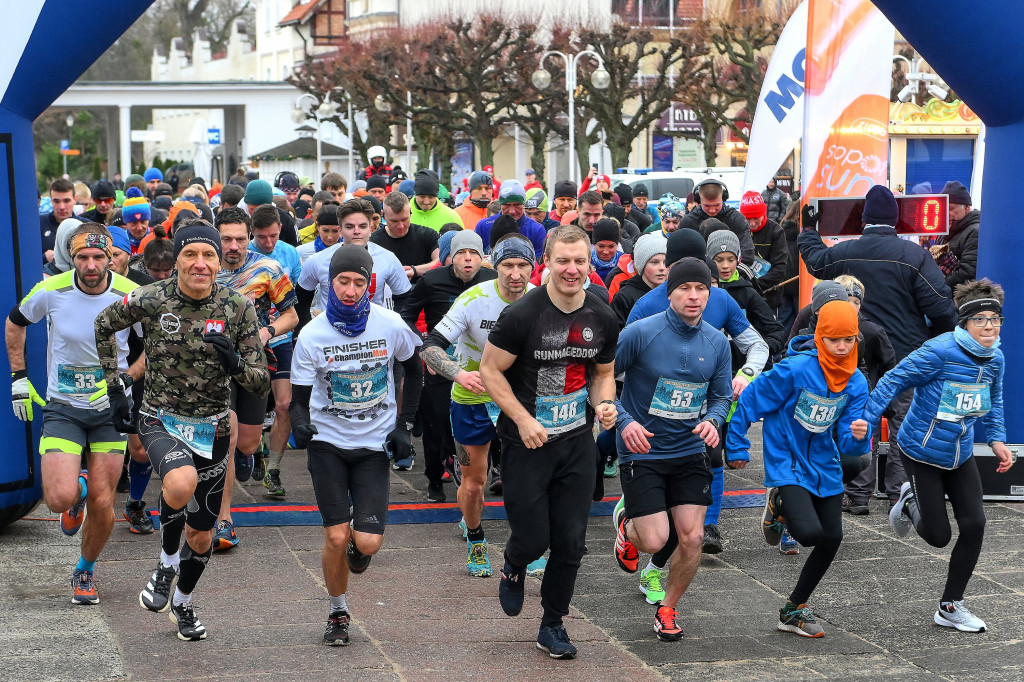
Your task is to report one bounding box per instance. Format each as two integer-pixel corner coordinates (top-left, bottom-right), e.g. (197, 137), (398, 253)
(968, 316), (1004, 328)
(95, 197), (115, 205)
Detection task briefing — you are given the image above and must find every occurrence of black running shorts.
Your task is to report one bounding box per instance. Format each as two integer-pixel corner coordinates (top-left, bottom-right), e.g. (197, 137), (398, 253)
(307, 441), (389, 533)
(620, 454), (713, 519)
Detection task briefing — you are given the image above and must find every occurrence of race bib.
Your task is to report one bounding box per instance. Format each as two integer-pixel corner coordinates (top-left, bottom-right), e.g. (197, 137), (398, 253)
(752, 256), (772, 278)
(329, 365), (389, 411)
(649, 378), (707, 420)
(937, 381), (990, 422)
(57, 364), (103, 397)
(535, 388), (588, 436)
(485, 401), (501, 427)
(159, 411), (218, 459)
(794, 390), (848, 433)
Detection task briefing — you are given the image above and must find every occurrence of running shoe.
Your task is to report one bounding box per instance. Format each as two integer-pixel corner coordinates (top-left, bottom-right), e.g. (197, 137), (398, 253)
(778, 602), (824, 638)
(639, 567), (665, 605)
(761, 487), (784, 546)
(488, 467), (502, 495)
(701, 523), (724, 554)
(347, 539), (371, 574)
(427, 481), (446, 503)
(441, 470), (451, 482)
(526, 557), (547, 578)
(603, 457), (618, 478)
(262, 410), (276, 431)
(536, 625), (577, 659)
(234, 450), (254, 482)
(324, 610), (351, 645)
(498, 560), (525, 616)
(60, 474), (88, 537)
(124, 499), (155, 534)
(467, 539), (493, 577)
(842, 494), (869, 516)
(212, 520), (239, 551)
(934, 600), (987, 632)
(654, 605), (684, 642)
(391, 455), (414, 471)
(889, 481), (915, 538)
(169, 600), (207, 641)
(458, 517), (468, 540)
(263, 469), (286, 498)
(140, 562), (177, 613)
(613, 497), (639, 573)
(71, 568), (99, 605)
(779, 529), (799, 555)
(252, 448), (267, 483)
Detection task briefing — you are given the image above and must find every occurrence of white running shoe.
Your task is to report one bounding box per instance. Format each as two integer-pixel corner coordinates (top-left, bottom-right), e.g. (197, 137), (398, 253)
(934, 600), (987, 632)
(888, 482), (915, 538)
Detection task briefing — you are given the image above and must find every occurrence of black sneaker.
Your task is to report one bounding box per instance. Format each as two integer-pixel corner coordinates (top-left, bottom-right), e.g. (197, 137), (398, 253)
(427, 481), (446, 503)
(252, 449), (267, 483)
(842, 495), (869, 516)
(536, 624), (577, 659)
(234, 450), (254, 482)
(347, 540), (372, 574)
(124, 500), (155, 534)
(499, 560), (525, 616)
(701, 523), (724, 554)
(139, 562), (177, 613)
(323, 610), (351, 646)
(116, 465), (130, 494)
(263, 469), (286, 497)
(169, 600), (207, 641)
(488, 467), (503, 495)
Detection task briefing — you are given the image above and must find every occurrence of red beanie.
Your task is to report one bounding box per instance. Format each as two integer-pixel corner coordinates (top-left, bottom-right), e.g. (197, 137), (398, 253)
(740, 191), (767, 230)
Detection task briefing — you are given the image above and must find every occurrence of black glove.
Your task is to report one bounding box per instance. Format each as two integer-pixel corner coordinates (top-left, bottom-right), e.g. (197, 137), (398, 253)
(108, 384), (137, 434)
(204, 332), (245, 375)
(385, 424), (412, 463)
(293, 423), (318, 449)
(801, 204), (820, 231)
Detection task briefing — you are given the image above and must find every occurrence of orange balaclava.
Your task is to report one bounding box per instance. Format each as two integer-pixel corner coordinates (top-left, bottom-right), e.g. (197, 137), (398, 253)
(814, 300), (859, 392)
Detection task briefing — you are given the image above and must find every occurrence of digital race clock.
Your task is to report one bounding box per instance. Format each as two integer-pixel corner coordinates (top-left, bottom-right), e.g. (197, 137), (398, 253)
(815, 194), (949, 237)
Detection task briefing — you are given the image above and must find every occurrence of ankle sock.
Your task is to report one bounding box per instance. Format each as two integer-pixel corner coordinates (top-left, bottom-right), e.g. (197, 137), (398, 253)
(330, 594), (348, 613)
(467, 525), (485, 542)
(75, 555), (96, 572)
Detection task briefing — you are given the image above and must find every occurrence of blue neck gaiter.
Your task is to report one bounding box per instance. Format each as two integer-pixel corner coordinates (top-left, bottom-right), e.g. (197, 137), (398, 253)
(325, 285), (370, 337)
(953, 325), (999, 359)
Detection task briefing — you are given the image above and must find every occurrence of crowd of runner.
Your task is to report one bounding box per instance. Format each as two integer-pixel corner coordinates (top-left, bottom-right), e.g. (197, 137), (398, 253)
(10, 153), (1011, 653)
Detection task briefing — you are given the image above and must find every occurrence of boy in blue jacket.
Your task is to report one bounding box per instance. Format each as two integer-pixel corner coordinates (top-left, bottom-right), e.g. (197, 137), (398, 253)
(863, 278), (1013, 633)
(727, 300), (872, 638)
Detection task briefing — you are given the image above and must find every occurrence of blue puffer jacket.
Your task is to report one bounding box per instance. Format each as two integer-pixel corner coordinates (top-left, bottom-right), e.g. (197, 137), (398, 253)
(862, 332), (1005, 470)
(726, 335), (872, 497)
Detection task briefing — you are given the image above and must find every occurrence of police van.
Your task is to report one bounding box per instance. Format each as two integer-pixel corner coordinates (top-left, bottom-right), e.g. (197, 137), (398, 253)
(610, 167), (746, 210)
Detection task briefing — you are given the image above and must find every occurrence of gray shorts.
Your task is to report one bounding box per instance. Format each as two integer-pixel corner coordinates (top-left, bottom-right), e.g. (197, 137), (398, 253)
(40, 402), (127, 456)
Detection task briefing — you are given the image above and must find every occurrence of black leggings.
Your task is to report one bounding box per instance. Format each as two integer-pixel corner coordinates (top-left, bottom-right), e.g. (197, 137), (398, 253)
(902, 454), (986, 602)
(780, 486), (843, 606)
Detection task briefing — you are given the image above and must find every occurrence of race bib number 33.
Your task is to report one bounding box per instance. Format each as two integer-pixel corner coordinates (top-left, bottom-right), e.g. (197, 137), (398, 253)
(794, 390), (848, 433)
(57, 364), (103, 396)
(536, 388), (588, 436)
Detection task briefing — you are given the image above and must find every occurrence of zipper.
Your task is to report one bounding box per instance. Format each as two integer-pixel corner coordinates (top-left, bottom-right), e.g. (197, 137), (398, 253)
(921, 419), (936, 448)
(953, 365), (986, 469)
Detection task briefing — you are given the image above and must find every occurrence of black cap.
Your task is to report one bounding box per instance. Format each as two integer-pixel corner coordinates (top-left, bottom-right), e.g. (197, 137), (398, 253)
(666, 257), (713, 293)
(554, 180), (578, 199)
(318, 204), (339, 226)
(91, 180), (115, 200)
(329, 243), (374, 282)
(633, 183), (649, 198)
(489, 214), (520, 248)
(614, 183), (633, 205)
(592, 219), (620, 244)
(413, 169), (439, 197)
(366, 175), (388, 191)
(665, 228), (706, 266)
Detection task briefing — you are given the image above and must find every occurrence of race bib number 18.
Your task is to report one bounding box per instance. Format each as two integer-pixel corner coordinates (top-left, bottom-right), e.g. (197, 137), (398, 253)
(536, 388), (588, 436)
(159, 411), (218, 459)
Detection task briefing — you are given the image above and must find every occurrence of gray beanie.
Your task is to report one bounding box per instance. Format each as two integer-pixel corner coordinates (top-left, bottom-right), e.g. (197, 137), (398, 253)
(706, 229), (741, 260)
(449, 230), (483, 259)
(631, 233), (667, 277)
(811, 280), (850, 313)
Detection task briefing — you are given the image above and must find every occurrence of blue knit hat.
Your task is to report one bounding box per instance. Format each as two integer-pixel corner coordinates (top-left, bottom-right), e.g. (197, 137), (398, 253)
(861, 184), (898, 226)
(143, 167), (163, 182)
(107, 225), (131, 255)
(398, 179), (416, 197)
(438, 230), (459, 264)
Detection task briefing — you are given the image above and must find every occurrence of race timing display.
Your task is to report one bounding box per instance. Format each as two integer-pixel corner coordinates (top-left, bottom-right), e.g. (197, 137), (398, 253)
(815, 194), (950, 237)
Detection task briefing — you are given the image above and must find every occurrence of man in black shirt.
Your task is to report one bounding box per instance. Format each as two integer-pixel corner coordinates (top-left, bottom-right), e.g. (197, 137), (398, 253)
(370, 192), (439, 283)
(481, 225), (619, 660)
(401, 230), (495, 501)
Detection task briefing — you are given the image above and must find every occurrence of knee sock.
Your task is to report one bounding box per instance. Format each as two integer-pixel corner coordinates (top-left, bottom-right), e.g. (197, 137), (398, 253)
(176, 540), (212, 595)
(159, 494), (187, 557)
(705, 466), (725, 526)
(268, 449), (284, 471)
(128, 459), (153, 502)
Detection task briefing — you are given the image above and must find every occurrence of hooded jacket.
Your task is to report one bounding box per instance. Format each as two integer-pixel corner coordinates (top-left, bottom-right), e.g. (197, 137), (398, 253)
(454, 197), (488, 231)
(862, 331), (1005, 470)
(727, 335), (872, 497)
(718, 274), (786, 358)
(610, 274), (652, 328)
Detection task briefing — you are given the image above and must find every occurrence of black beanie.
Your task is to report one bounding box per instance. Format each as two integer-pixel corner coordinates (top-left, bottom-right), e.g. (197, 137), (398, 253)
(318, 204), (339, 226)
(941, 180), (972, 206)
(614, 183), (633, 206)
(554, 180), (578, 199)
(633, 183), (649, 198)
(413, 169), (439, 197)
(591, 218), (620, 244)
(329, 243), (374, 282)
(173, 224), (222, 260)
(489, 214), (520, 248)
(366, 175), (388, 191)
(602, 202), (625, 224)
(91, 179), (115, 200)
(665, 227), (706, 266)
(666, 257), (713, 293)
(861, 184), (898, 225)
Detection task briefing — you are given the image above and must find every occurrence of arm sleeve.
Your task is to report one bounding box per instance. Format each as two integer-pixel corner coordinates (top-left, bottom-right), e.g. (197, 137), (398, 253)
(398, 352), (423, 424)
(862, 343), (944, 426)
(732, 325), (770, 376)
(94, 289), (144, 382)
(982, 356), (1007, 444)
(726, 360), (795, 462)
(836, 380), (873, 456)
(797, 228), (840, 280)
(946, 229), (977, 288)
(288, 383), (313, 435)
(233, 299), (271, 398)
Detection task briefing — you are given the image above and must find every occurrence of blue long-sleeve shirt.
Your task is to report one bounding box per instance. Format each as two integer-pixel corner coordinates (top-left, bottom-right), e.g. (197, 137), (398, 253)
(473, 213), (547, 256)
(614, 309), (733, 462)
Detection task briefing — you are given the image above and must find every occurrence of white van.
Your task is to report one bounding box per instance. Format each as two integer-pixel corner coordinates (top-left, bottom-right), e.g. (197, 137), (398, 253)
(610, 167), (746, 210)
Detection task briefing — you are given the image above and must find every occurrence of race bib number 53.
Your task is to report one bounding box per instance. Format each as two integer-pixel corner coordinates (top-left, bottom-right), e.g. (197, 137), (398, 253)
(649, 378), (707, 420)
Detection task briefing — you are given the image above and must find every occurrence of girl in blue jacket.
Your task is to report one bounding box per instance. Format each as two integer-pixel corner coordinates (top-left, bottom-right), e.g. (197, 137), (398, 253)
(727, 300), (872, 638)
(862, 278), (1014, 634)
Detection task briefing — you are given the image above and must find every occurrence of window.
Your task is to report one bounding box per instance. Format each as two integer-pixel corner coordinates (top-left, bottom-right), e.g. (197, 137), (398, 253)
(905, 138), (974, 195)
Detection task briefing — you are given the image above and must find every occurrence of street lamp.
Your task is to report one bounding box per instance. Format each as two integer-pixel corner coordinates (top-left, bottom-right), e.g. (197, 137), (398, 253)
(293, 93), (322, 176)
(532, 50), (610, 183)
(374, 91), (414, 171)
(893, 53), (948, 104)
(64, 113), (75, 177)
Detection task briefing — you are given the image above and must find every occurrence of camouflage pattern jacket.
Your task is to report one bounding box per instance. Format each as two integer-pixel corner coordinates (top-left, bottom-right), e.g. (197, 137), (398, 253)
(94, 278), (270, 434)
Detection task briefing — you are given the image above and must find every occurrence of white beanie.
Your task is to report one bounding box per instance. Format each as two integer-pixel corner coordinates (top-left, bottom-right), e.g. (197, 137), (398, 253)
(631, 233), (667, 277)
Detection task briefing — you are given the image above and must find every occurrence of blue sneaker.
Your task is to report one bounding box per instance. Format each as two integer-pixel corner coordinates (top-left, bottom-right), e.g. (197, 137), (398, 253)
(234, 450), (254, 482)
(780, 529), (799, 555)
(458, 518), (468, 539)
(467, 539), (493, 577)
(212, 520), (239, 551)
(537, 625), (577, 659)
(526, 557), (547, 578)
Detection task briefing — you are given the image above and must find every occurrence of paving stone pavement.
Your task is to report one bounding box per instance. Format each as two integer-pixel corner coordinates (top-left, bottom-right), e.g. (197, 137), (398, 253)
(3, 431), (1024, 681)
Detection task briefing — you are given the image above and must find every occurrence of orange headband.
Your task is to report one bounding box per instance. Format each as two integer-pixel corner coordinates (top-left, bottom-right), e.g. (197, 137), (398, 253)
(70, 232), (112, 259)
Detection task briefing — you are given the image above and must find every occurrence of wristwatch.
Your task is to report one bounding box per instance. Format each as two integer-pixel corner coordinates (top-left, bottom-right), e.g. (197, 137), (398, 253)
(705, 417), (721, 430)
(266, 325), (277, 337)
(739, 367), (756, 379)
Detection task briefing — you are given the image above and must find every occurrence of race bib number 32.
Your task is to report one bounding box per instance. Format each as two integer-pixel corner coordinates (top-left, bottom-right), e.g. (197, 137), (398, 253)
(794, 390), (848, 433)
(329, 365), (389, 411)
(937, 381), (990, 422)
(536, 388), (588, 436)
(649, 378), (707, 420)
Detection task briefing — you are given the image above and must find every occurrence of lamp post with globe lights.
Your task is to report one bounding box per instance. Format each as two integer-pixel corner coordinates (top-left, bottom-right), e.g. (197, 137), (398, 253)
(374, 91), (414, 171)
(531, 50), (611, 183)
(293, 88), (356, 180)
